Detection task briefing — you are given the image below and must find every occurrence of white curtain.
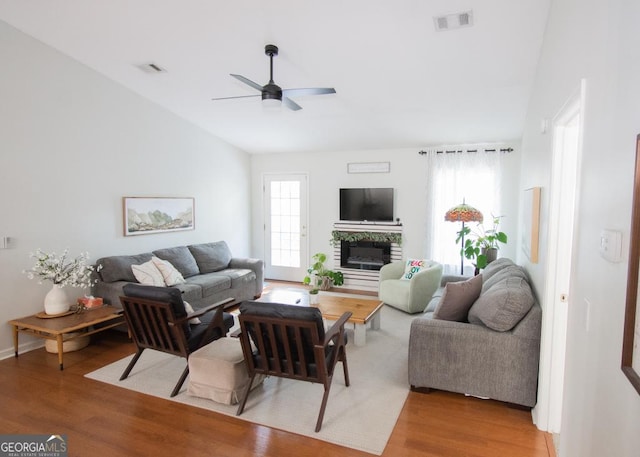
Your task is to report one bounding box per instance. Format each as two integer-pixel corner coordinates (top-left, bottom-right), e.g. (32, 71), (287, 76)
(423, 148), (504, 275)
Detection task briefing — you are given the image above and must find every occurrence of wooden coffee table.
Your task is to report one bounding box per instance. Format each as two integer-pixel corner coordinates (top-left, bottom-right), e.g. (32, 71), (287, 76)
(258, 288), (383, 346)
(8, 305), (126, 370)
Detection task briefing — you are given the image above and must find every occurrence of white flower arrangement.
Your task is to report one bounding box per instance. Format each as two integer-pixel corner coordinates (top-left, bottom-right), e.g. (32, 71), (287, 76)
(23, 248), (102, 289)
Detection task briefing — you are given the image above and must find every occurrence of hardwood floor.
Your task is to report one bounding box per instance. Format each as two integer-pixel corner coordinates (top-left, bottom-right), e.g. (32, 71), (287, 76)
(0, 329), (552, 457)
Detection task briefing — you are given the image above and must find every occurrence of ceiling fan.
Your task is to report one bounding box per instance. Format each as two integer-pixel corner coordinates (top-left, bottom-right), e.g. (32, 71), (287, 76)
(212, 44), (336, 111)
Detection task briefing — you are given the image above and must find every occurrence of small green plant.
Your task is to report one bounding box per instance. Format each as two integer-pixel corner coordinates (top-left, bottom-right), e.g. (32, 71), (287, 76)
(302, 252), (344, 292)
(456, 215), (508, 270)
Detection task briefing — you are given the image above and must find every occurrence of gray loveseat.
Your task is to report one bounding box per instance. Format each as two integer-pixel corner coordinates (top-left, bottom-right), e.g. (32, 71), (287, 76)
(92, 241), (263, 309)
(408, 258), (541, 408)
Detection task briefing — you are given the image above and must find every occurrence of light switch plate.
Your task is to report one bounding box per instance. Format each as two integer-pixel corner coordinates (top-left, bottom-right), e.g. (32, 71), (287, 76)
(599, 229), (622, 262)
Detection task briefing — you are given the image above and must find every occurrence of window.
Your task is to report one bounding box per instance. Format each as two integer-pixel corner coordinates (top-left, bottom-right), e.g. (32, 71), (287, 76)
(423, 149), (504, 275)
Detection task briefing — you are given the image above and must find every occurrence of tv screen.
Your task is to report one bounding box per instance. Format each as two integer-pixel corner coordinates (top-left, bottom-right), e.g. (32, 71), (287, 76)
(340, 188), (394, 222)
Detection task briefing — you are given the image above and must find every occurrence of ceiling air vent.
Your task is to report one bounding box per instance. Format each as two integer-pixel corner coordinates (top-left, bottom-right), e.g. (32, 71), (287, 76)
(137, 62), (167, 74)
(434, 10), (473, 32)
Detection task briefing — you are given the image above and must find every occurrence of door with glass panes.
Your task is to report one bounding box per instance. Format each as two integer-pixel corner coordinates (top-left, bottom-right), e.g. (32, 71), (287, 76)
(264, 174), (308, 281)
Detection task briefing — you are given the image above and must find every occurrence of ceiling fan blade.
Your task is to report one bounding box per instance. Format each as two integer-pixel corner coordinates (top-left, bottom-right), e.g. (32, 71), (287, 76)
(282, 87), (336, 98)
(282, 97), (303, 111)
(230, 74), (264, 92)
(211, 94), (260, 101)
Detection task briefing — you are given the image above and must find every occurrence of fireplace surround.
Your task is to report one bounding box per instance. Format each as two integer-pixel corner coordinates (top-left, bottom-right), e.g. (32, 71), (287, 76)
(332, 222), (403, 292)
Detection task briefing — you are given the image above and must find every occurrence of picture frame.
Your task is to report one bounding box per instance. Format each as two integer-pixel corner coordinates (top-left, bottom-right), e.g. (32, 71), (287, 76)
(522, 187), (541, 263)
(123, 197), (195, 236)
(622, 134), (640, 395)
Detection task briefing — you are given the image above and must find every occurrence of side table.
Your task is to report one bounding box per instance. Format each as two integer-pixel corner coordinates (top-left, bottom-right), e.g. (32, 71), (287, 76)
(8, 305), (126, 370)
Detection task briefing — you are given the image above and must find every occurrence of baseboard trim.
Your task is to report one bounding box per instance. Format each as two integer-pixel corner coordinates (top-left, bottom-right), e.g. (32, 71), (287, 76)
(0, 340), (44, 361)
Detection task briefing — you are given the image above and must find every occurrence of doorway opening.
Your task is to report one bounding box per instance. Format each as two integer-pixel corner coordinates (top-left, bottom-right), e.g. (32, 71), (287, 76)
(533, 80), (585, 434)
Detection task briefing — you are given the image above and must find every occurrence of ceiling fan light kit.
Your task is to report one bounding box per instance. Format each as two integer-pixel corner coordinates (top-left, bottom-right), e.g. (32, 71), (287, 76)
(212, 44), (336, 111)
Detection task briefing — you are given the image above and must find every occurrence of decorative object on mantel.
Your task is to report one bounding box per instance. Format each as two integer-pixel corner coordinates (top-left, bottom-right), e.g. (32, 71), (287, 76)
(444, 200), (484, 274)
(303, 252), (344, 299)
(331, 230), (402, 246)
(23, 249), (102, 315)
(347, 162), (391, 174)
(456, 214), (508, 272)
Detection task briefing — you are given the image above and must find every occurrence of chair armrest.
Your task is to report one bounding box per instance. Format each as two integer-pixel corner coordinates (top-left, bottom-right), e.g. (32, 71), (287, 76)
(404, 263), (442, 313)
(323, 312), (352, 346)
(379, 261), (405, 282)
(440, 274), (469, 286)
(175, 297), (235, 324)
(229, 257), (265, 297)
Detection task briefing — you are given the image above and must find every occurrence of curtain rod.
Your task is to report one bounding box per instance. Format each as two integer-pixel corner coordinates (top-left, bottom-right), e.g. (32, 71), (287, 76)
(418, 147), (513, 155)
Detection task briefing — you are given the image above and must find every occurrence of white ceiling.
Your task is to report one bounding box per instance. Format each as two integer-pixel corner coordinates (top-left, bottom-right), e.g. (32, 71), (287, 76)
(0, 0), (550, 154)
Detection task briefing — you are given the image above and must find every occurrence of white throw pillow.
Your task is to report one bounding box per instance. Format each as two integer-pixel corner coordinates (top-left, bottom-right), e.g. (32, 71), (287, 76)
(151, 256), (186, 286)
(183, 301), (202, 324)
(131, 260), (165, 286)
(402, 259), (428, 280)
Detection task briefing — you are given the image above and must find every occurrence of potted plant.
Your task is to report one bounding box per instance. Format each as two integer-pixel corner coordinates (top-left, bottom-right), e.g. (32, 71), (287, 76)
(303, 253), (344, 302)
(456, 215), (508, 270)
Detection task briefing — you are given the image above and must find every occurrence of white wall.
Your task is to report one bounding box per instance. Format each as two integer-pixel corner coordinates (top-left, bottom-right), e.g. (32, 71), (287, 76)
(0, 22), (252, 356)
(520, 0), (640, 455)
(251, 147), (521, 276)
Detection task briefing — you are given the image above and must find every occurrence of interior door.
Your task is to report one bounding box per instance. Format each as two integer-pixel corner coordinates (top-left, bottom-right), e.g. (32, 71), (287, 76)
(263, 174), (308, 281)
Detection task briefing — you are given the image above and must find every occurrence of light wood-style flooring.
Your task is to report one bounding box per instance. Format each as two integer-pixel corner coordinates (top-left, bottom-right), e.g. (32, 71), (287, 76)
(0, 328), (554, 457)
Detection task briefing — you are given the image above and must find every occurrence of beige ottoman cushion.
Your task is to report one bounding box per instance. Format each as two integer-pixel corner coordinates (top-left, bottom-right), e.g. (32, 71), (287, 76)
(187, 337), (263, 405)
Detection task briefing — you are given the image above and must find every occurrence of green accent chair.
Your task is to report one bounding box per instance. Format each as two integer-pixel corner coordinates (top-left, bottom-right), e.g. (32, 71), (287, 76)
(378, 260), (443, 314)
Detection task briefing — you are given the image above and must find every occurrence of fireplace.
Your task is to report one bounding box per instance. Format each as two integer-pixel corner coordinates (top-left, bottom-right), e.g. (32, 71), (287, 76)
(340, 240), (391, 271)
(332, 222), (403, 292)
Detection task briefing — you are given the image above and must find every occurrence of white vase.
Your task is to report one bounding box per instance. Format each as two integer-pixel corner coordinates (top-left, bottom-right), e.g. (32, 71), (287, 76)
(309, 292), (319, 305)
(44, 284), (70, 315)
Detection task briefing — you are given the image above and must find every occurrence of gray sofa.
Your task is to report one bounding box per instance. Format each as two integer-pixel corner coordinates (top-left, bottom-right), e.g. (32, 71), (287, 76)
(408, 258), (541, 408)
(92, 241), (263, 309)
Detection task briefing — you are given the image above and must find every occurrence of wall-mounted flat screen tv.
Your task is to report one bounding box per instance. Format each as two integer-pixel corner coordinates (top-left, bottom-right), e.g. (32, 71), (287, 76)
(340, 188), (394, 222)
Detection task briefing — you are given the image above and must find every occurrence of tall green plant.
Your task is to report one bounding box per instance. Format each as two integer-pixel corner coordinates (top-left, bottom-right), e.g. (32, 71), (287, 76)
(456, 215), (508, 269)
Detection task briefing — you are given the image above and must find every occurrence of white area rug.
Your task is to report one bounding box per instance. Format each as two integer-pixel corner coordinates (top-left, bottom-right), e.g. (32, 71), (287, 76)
(85, 302), (413, 455)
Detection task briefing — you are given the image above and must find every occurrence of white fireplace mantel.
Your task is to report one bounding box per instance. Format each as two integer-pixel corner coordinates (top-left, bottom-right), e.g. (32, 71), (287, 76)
(332, 222), (403, 292)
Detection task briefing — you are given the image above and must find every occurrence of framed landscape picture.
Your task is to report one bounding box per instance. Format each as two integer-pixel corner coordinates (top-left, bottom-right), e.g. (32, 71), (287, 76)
(123, 197), (195, 236)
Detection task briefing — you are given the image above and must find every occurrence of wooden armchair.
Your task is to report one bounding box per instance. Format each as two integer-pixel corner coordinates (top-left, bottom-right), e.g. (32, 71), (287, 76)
(119, 284), (235, 397)
(236, 301), (351, 432)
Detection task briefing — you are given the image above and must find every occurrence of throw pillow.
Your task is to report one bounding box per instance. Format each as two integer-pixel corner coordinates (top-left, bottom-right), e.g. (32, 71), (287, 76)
(131, 260), (165, 287)
(467, 277), (535, 331)
(98, 253), (153, 283)
(433, 274), (483, 322)
(183, 301), (202, 324)
(151, 256), (186, 286)
(152, 246), (200, 278)
(188, 241), (233, 273)
(480, 257), (515, 283)
(402, 259), (428, 280)
(481, 264), (528, 293)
